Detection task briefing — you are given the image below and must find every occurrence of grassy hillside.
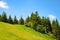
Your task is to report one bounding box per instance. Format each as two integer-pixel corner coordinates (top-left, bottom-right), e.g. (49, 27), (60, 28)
(0, 22), (55, 40)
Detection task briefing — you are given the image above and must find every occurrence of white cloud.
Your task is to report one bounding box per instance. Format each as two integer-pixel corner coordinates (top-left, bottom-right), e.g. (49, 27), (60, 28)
(48, 14), (56, 20)
(0, 1), (9, 9)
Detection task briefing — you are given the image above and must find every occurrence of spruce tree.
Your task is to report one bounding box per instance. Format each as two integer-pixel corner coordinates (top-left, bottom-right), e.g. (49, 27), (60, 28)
(55, 19), (60, 40)
(41, 16), (45, 25)
(37, 16), (41, 25)
(45, 17), (52, 33)
(19, 16), (24, 25)
(1, 11), (8, 23)
(25, 16), (30, 27)
(0, 14), (1, 21)
(52, 19), (60, 40)
(25, 16), (30, 23)
(41, 16), (46, 33)
(13, 16), (18, 24)
(8, 15), (13, 24)
(30, 11), (39, 30)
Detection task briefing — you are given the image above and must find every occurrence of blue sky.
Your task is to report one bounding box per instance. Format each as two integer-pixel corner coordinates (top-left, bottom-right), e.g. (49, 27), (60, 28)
(0, 0), (60, 22)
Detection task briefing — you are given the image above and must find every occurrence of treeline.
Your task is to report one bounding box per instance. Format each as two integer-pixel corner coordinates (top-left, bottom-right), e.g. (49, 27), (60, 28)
(0, 11), (24, 24)
(0, 11), (60, 40)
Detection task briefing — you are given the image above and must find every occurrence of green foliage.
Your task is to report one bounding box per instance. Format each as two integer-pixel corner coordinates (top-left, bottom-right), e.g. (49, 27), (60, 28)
(30, 11), (39, 30)
(0, 14), (1, 21)
(52, 19), (60, 40)
(19, 16), (24, 25)
(0, 11), (60, 40)
(25, 16), (30, 23)
(13, 16), (18, 24)
(37, 16), (41, 25)
(41, 16), (52, 33)
(1, 11), (8, 22)
(45, 17), (52, 33)
(8, 15), (13, 24)
(41, 16), (45, 25)
(27, 22), (33, 28)
(25, 16), (29, 26)
(36, 25), (43, 32)
(25, 11), (52, 34)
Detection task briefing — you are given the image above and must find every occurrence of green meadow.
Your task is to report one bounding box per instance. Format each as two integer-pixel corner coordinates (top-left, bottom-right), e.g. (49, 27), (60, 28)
(0, 22), (55, 40)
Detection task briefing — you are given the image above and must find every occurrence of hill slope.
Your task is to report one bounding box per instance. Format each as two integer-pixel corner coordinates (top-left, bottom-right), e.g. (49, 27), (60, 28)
(0, 22), (55, 40)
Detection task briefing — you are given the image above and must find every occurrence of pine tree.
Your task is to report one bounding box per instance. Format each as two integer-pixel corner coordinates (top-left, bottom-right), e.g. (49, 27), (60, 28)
(52, 19), (60, 40)
(25, 16), (30, 27)
(37, 16), (41, 25)
(41, 16), (47, 33)
(45, 17), (52, 33)
(25, 16), (30, 23)
(13, 16), (18, 24)
(31, 12), (34, 17)
(41, 16), (45, 25)
(8, 15), (13, 24)
(1, 11), (8, 22)
(30, 11), (39, 30)
(41, 17), (52, 33)
(0, 14), (1, 21)
(55, 19), (60, 40)
(19, 16), (24, 25)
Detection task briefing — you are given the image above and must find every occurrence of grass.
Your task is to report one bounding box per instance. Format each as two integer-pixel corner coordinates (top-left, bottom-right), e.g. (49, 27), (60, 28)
(0, 22), (55, 40)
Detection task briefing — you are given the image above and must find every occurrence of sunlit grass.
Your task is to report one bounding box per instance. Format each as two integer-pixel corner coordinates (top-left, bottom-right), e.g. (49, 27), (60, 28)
(0, 22), (55, 40)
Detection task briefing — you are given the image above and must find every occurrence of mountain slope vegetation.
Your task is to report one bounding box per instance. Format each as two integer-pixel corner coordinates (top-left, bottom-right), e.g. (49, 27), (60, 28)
(0, 22), (55, 40)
